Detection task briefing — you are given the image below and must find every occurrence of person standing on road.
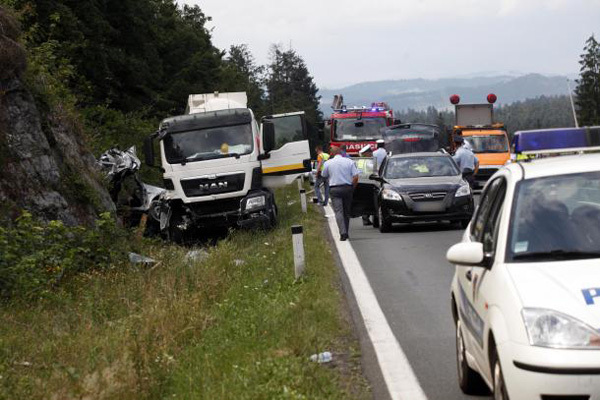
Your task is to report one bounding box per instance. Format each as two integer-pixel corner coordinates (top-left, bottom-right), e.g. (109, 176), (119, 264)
(452, 136), (479, 188)
(454, 129), (473, 151)
(340, 144), (350, 158)
(322, 146), (359, 241)
(358, 144), (374, 226)
(373, 139), (387, 170)
(315, 145), (330, 206)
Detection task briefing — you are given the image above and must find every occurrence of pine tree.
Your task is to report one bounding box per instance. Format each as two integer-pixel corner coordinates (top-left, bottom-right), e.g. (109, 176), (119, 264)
(575, 35), (600, 126)
(265, 45), (322, 144)
(220, 44), (266, 117)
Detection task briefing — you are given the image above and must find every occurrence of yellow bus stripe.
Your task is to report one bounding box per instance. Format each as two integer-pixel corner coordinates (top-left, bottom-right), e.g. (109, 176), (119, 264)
(262, 163), (305, 174)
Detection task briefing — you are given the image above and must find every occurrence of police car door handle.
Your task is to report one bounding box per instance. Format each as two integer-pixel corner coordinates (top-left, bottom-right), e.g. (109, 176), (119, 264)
(465, 270), (473, 282)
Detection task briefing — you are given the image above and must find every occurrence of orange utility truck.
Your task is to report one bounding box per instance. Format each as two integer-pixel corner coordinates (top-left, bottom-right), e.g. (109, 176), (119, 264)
(450, 94), (511, 188)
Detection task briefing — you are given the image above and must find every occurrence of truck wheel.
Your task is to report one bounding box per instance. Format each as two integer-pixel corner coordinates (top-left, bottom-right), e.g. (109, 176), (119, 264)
(268, 202), (278, 228)
(167, 212), (185, 244)
(378, 205), (391, 233)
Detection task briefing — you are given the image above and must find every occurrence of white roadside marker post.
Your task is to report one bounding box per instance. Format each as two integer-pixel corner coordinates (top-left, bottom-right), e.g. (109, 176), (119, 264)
(291, 225), (305, 279)
(300, 189), (307, 213)
(297, 176), (303, 190)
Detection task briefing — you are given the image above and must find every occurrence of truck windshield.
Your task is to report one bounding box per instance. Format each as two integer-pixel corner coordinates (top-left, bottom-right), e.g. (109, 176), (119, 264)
(384, 156), (459, 179)
(465, 135), (508, 153)
(507, 171), (600, 262)
(164, 123), (253, 164)
(334, 118), (386, 140)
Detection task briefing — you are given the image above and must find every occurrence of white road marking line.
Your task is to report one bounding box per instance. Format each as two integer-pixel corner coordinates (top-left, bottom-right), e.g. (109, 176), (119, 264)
(324, 204), (427, 400)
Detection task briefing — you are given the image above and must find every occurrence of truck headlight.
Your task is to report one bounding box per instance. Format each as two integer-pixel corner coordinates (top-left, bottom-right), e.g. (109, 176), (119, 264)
(245, 195), (266, 211)
(522, 308), (600, 349)
(382, 189), (402, 201)
(455, 182), (471, 198)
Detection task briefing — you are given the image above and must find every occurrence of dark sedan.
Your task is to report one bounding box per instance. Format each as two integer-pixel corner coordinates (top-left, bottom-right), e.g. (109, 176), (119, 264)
(352, 152), (475, 232)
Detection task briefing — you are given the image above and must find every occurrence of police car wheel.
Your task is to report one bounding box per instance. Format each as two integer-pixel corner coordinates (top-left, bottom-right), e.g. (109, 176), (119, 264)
(492, 353), (509, 400)
(456, 320), (480, 394)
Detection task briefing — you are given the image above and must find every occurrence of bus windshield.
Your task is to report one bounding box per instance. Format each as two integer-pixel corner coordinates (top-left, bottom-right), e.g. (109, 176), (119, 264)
(333, 118), (386, 140)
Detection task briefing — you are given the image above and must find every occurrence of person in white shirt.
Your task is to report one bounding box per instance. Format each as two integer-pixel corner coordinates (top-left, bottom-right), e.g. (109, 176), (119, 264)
(372, 139), (387, 169)
(452, 136), (479, 188)
(322, 146), (360, 241)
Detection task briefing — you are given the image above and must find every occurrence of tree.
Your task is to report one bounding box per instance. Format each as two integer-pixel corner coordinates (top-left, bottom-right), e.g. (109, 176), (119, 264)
(220, 44), (266, 117)
(265, 44), (322, 145)
(575, 35), (600, 126)
(10, 0), (223, 116)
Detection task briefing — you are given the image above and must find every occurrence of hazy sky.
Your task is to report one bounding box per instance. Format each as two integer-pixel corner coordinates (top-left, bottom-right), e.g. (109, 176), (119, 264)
(183, 0), (600, 88)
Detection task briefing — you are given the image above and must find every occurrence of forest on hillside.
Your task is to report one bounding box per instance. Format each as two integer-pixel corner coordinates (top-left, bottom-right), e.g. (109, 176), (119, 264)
(2, 0), (322, 159)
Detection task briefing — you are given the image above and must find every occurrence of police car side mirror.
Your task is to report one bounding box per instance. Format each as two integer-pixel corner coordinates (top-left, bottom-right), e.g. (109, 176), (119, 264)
(446, 242), (486, 267)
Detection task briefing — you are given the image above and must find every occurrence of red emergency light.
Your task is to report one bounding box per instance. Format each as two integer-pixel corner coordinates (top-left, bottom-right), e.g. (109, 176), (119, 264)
(487, 93), (497, 104)
(450, 94), (460, 105)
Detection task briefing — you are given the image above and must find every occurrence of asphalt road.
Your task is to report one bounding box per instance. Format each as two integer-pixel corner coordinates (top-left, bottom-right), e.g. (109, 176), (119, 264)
(348, 218), (491, 400)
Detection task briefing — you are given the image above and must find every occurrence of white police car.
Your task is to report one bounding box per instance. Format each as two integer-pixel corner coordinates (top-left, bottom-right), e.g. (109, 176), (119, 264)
(448, 127), (600, 399)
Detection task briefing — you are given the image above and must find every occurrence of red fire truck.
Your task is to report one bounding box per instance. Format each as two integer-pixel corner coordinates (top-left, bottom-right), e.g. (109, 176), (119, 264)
(325, 95), (399, 156)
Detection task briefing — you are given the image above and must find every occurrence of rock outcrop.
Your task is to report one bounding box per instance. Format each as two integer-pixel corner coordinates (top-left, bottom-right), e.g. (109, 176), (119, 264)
(0, 7), (114, 225)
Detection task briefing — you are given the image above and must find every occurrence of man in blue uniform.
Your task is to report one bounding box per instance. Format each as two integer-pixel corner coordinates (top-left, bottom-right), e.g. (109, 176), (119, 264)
(452, 136), (479, 188)
(322, 146), (360, 241)
(372, 139), (387, 169)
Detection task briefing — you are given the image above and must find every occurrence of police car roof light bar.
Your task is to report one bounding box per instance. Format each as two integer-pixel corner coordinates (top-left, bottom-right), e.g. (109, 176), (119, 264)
(514, 126), (600, 156)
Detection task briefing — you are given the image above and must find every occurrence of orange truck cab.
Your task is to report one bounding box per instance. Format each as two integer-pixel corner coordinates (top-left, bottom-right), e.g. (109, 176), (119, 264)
(459, 125), (510, 187)
(449, 95), (511, 188)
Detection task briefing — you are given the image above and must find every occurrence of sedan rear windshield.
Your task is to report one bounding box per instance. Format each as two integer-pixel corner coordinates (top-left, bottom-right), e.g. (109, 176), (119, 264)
(383, 156), (459, 179)
(507, 171), (600, 262)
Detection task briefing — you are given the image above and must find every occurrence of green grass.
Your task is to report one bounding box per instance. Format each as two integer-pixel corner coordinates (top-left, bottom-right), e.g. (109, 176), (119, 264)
(0, 185), (370, 399)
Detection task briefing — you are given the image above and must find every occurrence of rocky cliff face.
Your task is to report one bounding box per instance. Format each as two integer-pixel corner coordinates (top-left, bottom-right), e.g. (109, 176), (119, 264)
(0, 8), (114, 225)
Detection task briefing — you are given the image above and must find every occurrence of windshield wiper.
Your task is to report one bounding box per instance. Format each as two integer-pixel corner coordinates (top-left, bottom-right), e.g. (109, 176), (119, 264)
(513, 250), (600, 261)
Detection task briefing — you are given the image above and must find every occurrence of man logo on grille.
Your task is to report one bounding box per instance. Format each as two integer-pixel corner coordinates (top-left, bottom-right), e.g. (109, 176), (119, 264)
(199, 181), (228, 191)
(425, 193), (433, 199)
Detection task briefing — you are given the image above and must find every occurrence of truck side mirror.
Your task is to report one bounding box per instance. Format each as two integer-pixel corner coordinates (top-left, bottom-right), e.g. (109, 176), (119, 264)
(263, 121), (275, 153)
(144, 136), (155, 167)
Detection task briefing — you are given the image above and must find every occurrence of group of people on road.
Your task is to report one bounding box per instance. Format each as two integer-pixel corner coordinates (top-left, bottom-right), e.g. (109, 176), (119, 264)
(315, 140), (387, 241)
(314, 134), (478, 242)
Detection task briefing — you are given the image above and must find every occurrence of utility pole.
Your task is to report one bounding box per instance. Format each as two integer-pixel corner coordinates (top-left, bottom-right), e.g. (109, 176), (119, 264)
(566, 79), (579, 128)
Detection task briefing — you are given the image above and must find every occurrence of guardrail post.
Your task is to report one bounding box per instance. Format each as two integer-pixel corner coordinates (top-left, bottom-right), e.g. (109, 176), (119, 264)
(300, 189), (307, 213)
(291, 225), (305, 279)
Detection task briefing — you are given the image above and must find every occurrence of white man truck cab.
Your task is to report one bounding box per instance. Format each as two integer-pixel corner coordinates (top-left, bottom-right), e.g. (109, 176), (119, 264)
(144, 92), (311, 241)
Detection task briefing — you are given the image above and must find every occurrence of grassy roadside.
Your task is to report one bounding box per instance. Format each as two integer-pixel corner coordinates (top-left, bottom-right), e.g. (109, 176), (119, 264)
(0, 184), (371, 399)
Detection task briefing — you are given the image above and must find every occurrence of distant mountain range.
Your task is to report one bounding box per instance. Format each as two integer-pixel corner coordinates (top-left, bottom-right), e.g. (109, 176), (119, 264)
(318, 73), (575, 115)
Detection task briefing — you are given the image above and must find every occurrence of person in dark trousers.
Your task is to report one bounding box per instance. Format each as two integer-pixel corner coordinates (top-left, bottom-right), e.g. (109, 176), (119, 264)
(358, 144), (374, 226)
(373, 139), (387, 168)
(452, 136), (479, 188)
(322, 146), (359, 241)
(340, 144), (350, 158)
(314, 145), (330, 206)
